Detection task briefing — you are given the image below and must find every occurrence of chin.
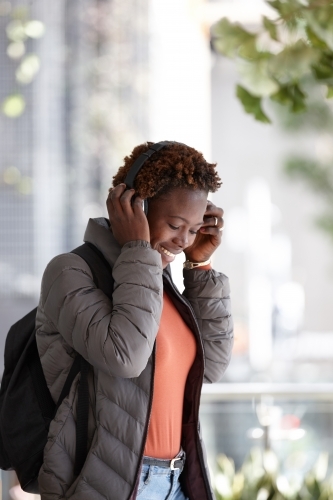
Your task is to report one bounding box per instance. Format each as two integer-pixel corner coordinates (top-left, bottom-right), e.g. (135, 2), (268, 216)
(161, 259), (169, 269)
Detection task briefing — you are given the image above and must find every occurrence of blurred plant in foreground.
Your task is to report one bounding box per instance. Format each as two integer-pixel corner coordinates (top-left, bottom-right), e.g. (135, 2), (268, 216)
(214, 448), (332, 500)
(212, 0), (333, 244)
(212, 0), (333, 125)
(0, 1), (45, 118)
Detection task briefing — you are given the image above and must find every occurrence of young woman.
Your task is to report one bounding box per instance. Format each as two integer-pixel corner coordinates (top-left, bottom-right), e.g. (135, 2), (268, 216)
(36, 141), (233, 500)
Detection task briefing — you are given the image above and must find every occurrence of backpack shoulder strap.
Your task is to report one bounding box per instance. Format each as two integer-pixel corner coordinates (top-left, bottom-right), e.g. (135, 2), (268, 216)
(71, 242), (114, 300)
(70, 241), (114, 476)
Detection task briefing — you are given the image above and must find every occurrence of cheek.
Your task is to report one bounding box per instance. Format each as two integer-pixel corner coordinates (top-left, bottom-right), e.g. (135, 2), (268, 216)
(187, 233), (198, 246)
(148, 218), (171, 243)
(148, 224), (166, 244)
(150, 229), (172, 244)
(147, 218), (158, 241)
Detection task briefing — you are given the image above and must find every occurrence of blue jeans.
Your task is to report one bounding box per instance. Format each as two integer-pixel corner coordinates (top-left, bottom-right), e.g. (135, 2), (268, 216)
(137, 463), (189, 500)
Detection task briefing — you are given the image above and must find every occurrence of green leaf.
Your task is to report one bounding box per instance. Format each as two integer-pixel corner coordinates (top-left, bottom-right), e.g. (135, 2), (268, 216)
(2, 94), (26, 117)
(306, 26), (328, 50)
(11, 6), (29, 21)
(274, 99), (333, 131)
(311, 54), (333, 82)
(24, 20), (45, 39)
(267, 0), (302, 22)
(236, 85), (271, 123)
(303, 8), (333, 51)
(216, 454), (235, 478)
(316, 214), (333, 241)
(6, 19), (27, 42)
(284, 157), (333, 197)
(312, 63), (333, 81)
(271, 84), (307, 112)
(270, 87), (292, 106)
(327, 86), (333, 99)
(262, 16), (279, 42)
(15, 53), (40, 84)
(238, 57), (279, 97)
(3, 166), (21, 185)
(212, 18), (257, 59)
(291, 85), (307, 113)
(237, 38), (260, 61)
(313, 452), (328, 482)
(268, 40), (319, 84)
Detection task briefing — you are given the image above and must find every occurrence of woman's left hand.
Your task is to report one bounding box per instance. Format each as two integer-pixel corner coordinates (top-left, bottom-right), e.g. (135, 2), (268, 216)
(184, 201), (224, 263)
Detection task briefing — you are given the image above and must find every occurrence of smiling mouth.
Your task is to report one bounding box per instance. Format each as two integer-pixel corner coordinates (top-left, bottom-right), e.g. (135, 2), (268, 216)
(160, 246), (176, 258)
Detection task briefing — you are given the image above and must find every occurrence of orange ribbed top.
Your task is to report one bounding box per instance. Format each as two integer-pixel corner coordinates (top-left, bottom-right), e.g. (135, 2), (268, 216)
(144, 291), (196, 459)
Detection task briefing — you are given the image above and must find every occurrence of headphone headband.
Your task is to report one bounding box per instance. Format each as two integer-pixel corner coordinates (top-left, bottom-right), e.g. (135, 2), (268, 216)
(124, 141), (175, 189)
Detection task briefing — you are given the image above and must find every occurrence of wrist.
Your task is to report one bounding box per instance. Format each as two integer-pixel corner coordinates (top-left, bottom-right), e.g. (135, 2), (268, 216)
(183, 258), (211, 270)
(122, 239), (151, 249)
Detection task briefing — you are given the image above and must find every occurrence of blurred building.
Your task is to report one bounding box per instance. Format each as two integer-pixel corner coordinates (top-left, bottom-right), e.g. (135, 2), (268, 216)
(0, 0), (151, 370)
(1, 0), (333, 387)
(2, 0), (333, 496)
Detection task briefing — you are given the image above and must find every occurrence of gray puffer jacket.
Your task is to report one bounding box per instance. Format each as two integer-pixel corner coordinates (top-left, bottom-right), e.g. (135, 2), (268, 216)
(36, 218), (233, 500)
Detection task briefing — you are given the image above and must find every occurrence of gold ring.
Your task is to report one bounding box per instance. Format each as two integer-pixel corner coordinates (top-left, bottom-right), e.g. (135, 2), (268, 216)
(214, 216), (218, 227)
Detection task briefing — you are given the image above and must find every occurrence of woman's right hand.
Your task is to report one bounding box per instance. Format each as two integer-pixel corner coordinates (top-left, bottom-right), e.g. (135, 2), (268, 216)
(106, 183), (150, 246)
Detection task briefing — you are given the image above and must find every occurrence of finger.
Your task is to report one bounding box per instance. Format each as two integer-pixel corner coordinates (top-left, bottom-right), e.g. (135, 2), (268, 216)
(119, 187), (136, 213)
(202, 215), (224, 229)
(200, 225), (223, 237)
(106, 188), (116, 217)
(108, 184), (128, 213)
(204, 203), (224, 218)
(108, 183), (126, 202)
(107, 186), (127, 225)
(109, 183), (127, 197)
(132, 196), (145, 212)
(106, 188), (113, 205)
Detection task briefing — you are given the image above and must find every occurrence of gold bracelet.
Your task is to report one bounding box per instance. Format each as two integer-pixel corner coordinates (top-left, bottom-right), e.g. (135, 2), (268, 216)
(183, 259), (211, 270)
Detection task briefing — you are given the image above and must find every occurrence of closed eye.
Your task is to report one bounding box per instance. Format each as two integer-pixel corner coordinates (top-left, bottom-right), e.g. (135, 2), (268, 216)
(169, 224), (198, 235)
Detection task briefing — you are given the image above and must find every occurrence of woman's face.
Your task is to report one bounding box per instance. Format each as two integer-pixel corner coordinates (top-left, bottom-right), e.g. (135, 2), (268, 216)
(147, 187), (208, 268)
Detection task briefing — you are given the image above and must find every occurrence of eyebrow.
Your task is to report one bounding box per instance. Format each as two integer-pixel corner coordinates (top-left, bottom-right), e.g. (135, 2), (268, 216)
(169, 215), (203, 226)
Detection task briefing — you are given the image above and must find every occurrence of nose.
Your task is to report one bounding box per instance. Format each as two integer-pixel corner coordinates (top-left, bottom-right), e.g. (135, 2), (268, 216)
(172, 230), (189, 249)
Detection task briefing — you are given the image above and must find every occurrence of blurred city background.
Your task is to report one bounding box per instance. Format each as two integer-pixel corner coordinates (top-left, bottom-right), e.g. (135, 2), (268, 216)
(1, 0), (333, 498)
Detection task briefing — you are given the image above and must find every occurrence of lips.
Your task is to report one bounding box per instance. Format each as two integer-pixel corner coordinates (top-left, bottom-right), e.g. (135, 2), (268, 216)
(161, 245), (176, 257)
(160, 246), (176, 258)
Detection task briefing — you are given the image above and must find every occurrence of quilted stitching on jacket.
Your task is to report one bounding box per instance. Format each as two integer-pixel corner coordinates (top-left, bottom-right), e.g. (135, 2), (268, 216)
(36, 219), (233, 500)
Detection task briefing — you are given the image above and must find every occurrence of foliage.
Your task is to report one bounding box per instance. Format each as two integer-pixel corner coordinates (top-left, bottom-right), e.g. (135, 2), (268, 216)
(212, 1), (333, 124)
(283, 156), (333, 242)
(214, 448), (332, 500)
(212, 1), (333, 244)
(0, 3), (45, 118)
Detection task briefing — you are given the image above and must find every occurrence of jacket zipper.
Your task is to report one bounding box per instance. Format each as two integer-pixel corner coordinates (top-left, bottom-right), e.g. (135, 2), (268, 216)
(130, 273), (214, 500)
(164, 275), (214, 500)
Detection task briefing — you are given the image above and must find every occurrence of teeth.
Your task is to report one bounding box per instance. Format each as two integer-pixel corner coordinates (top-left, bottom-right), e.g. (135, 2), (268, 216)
(161, 246), (175, 257)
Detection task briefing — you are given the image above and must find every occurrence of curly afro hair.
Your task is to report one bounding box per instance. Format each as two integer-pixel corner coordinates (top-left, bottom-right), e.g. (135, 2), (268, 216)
(112, 141), (222, 199)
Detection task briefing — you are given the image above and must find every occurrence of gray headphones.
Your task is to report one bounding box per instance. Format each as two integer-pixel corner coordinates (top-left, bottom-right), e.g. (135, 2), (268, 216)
(123, 141), (178, 215)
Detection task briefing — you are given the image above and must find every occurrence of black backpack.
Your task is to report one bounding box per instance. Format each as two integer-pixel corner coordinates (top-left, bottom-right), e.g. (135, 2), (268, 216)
(0, 242), (114, 494)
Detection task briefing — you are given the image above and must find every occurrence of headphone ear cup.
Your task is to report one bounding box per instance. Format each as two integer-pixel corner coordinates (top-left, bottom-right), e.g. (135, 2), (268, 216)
(143, 199), (148, 216)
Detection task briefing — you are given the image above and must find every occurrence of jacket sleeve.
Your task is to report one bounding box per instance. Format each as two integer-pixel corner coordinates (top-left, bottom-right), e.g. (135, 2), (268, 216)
(39, 240), (163, 378)
(182, 268), (233, 383)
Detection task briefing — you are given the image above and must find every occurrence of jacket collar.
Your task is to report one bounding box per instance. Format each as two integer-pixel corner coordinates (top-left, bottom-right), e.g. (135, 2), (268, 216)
(83, 217), (121, 269)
